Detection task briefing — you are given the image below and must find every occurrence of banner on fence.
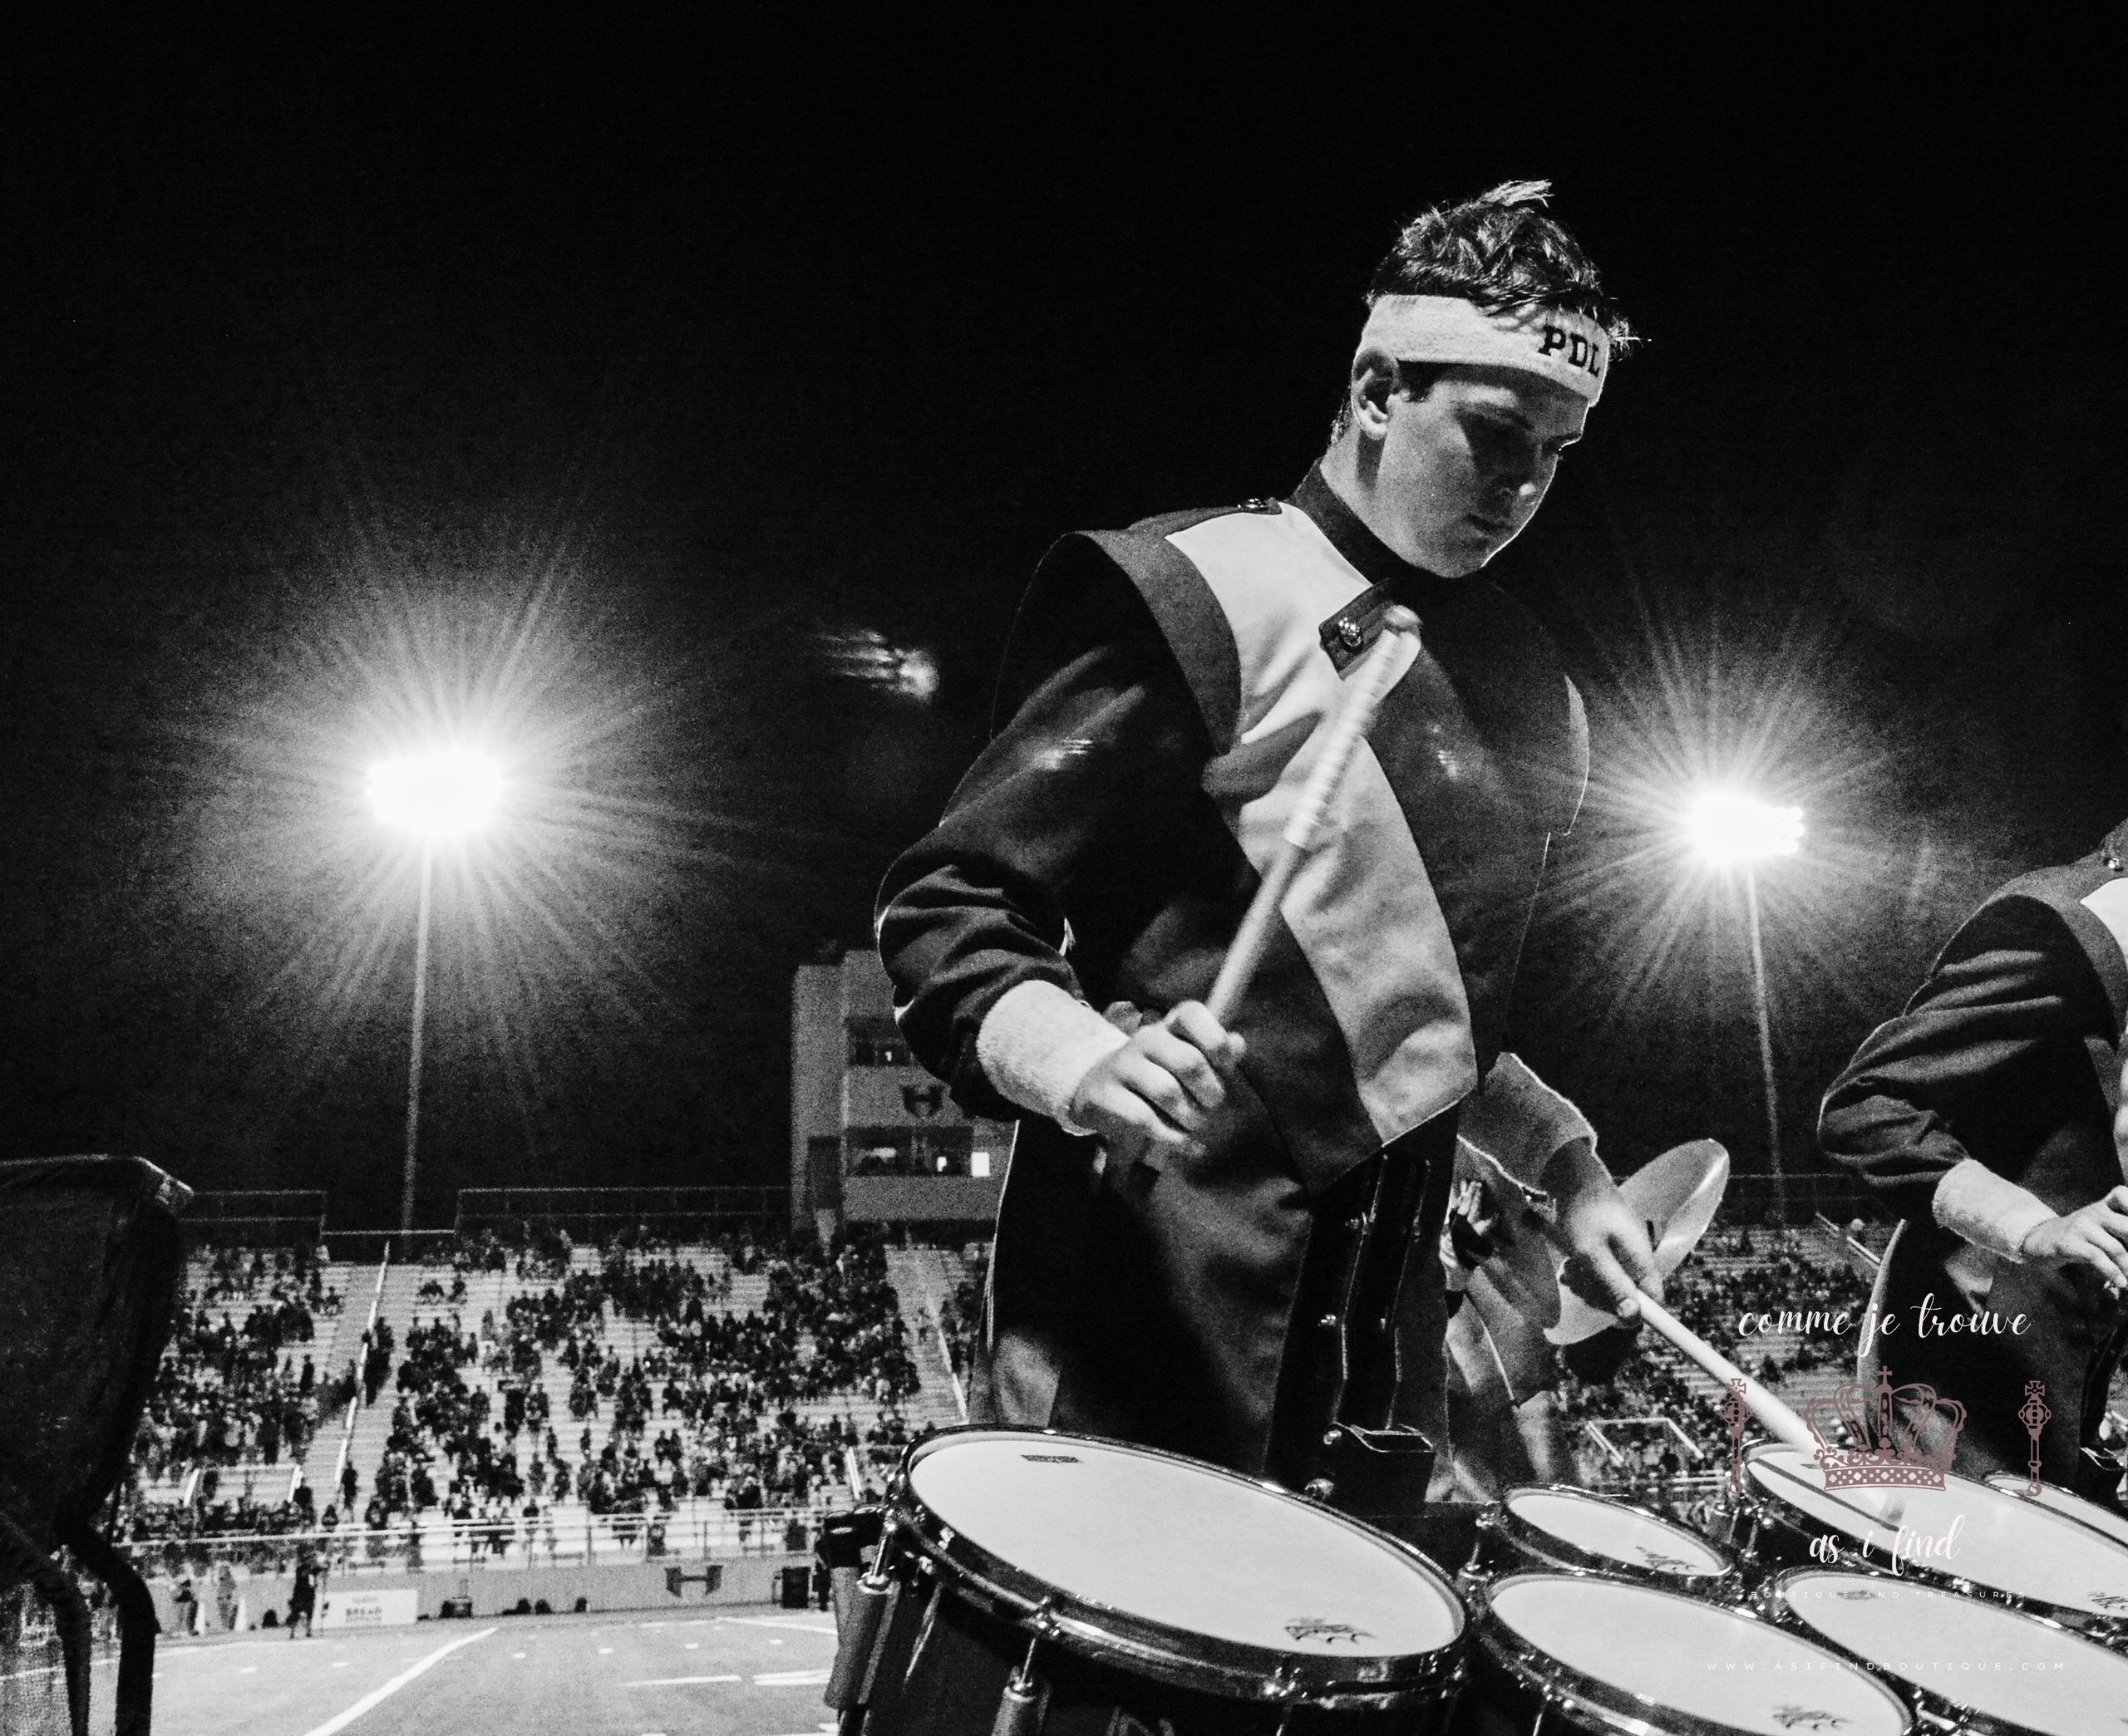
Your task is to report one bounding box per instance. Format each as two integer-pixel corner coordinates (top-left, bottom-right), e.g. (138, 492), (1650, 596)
(318, 1589), (419, 1630)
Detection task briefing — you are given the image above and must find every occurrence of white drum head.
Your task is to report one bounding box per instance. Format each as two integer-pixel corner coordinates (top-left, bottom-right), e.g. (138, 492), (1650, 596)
(906, 1434), (1461, 1659)
(1780, 1571), (2128, 1736)
(1984, 1473), (2128, 1550)
(1487, 1576), (1909, 1736)
(1505, 1488), (1731, 1578)
(1746, 1445), (2128, 1618)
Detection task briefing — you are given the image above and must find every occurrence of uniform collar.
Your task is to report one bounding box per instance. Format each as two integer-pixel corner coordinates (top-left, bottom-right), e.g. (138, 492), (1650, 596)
(1290, 464), (1460, 601)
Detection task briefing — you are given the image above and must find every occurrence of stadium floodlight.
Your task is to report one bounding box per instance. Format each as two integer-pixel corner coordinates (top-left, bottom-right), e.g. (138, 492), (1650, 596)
(367, 750), (503, 839)
(1686, 789), (1804, 866)
(368, 750), (503, 1234)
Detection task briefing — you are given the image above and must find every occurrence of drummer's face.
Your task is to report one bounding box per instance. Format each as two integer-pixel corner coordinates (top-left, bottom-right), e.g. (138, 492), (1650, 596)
(1354, 359), (1588, 578)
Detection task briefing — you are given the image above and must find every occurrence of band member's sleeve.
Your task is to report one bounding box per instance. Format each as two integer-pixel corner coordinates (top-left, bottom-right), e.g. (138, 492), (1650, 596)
(1458, 1050), (1598, 1190)
(1817, 895), (2114, 1250)
(875, 554), (1215, 1123)
(1930, 1158), (2055, 1261)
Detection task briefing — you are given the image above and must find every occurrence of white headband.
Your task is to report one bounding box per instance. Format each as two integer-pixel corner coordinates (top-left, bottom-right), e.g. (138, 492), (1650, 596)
(1357, 295), (1609, 405)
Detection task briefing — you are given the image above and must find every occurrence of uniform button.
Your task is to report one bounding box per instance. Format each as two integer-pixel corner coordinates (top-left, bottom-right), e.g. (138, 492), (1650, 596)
(1318, 1313), (1340, 1331)
(1339, 620), (1365, 650)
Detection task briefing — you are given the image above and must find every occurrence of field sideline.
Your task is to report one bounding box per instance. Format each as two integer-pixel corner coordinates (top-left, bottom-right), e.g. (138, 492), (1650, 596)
(136, 1603), (842, 1736)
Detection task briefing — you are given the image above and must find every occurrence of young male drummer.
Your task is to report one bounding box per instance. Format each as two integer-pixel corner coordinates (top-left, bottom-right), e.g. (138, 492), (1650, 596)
(877, 184), (1662, 1522)
(1820, 819), (2128, 1498)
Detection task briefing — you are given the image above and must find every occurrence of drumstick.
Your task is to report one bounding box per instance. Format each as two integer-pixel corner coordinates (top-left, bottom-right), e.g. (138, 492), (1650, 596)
(1530, 1214), (1817, 1455)
(1202, 606), (1423, 1025)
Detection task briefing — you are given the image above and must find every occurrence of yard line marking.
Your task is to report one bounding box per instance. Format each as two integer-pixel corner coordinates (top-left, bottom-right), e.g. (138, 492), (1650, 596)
(755, 1669), (832, 1687)
(297, 1625), (496, 1736)
(712, 1616), (836, 1635)
(623, 1674), (741, 1686)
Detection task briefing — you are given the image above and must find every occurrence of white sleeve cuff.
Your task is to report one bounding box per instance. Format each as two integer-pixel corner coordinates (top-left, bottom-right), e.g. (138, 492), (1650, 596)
(1458, 1051), (1598, 1191)
(1932, 1158), (2056, 1261)
(975, 980), (1129, 1136)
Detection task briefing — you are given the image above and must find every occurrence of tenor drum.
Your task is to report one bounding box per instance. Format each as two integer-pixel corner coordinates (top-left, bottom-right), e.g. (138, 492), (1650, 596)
(1769, 1568), (2128, 1736)
(1727, 1443), (2128, 1641)
(1451, 1573), (1911, 1736)
(1465, 1486), (1743, 1598)
(827, 1428), (1468, 1734)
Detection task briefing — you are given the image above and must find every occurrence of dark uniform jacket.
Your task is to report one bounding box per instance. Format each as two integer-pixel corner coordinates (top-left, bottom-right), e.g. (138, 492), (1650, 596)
(876, 467), (1589, 1482)
(1819, 855), (2128, 1489)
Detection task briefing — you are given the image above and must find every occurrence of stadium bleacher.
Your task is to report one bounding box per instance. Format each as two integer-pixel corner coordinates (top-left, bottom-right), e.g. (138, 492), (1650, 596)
(114, 1224), (943, 1604)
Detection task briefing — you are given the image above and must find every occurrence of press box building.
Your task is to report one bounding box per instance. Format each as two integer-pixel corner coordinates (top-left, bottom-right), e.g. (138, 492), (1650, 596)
(790, 947), (1011, 1240)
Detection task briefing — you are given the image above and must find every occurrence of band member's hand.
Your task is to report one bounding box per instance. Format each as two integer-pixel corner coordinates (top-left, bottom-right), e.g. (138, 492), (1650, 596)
(2017, 1186), (2128, 1289)
(1067, 1001), (1245, 1168)
(1544, 1138), (1665, 1320)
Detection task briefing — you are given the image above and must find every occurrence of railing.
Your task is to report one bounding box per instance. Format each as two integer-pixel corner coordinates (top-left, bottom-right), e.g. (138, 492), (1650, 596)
(452, 1187), (787, 1240)
(120, 1507), (829, 1578)
(328, 1254), (392, 1490)
(326, 1228), (455, 1266)
(1721, 1169), (1884, 1227)
(180, 1191), (330, 1246)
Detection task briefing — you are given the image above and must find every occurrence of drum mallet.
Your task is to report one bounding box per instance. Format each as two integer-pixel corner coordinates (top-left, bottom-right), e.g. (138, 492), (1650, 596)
(1124, 607), (1421, 1177)
(1202, 604), (1423, 1025)
(1531, 1214), (1818, 1455)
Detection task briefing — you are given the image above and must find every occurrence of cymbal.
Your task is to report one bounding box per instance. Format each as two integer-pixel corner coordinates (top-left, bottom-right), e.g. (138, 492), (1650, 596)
(1545, 1138), (1731, 1347)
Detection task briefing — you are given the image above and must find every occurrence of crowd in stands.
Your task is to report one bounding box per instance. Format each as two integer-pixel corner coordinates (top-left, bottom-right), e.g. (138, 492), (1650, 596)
(132, 1244), (347, 1492)
(118, 1225), (934, 1576)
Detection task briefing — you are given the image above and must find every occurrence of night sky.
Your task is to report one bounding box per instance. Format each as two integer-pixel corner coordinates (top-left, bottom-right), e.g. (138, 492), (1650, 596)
(3, 20), (2121, 1227)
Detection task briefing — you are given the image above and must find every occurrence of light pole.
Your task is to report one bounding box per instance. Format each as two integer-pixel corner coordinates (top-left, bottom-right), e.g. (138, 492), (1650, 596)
(367, 750), (502, 1233)
(1687, 790), (1804, 1226)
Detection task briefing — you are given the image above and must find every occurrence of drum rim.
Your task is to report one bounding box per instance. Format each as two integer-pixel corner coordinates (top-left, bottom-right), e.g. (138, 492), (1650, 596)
(1734, 1442), (2128, 1639)
(1490, 1483), (1742, 1590)
(1980, 1471), (2128, 1548)
(884, 1424), (1467, 1709)
(1470, 1570), (1914, 1736)
(1761, 1564), (2124, 1736)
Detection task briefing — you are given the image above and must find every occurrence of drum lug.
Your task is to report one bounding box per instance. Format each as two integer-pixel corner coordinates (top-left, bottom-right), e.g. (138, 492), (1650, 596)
(991, 1626), (1049, 1736)
(825, 1522), (899, 1714)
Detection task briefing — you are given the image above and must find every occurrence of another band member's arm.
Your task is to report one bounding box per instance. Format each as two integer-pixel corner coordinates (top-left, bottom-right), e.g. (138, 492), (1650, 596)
(1818, 895), (2116, 1266)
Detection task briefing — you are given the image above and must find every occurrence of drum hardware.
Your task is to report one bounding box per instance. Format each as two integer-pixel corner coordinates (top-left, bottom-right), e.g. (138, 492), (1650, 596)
(825, 1509), (902, 1715)
(1307, 1422), (1439, 1530)
(990, 1624), (1048, 1736)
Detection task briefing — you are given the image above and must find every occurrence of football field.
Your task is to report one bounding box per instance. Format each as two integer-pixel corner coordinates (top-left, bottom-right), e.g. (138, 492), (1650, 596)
(145, 1604), (842, 1736)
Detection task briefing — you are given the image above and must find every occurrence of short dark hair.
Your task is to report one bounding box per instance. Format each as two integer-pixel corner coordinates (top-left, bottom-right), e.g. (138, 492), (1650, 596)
(1329, 180), (1635, 441)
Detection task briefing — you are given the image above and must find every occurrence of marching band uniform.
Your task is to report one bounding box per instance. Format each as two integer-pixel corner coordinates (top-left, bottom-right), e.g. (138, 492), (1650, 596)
(1819, 834), (2128, 1494)
(877, 464), (1595, 1491)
